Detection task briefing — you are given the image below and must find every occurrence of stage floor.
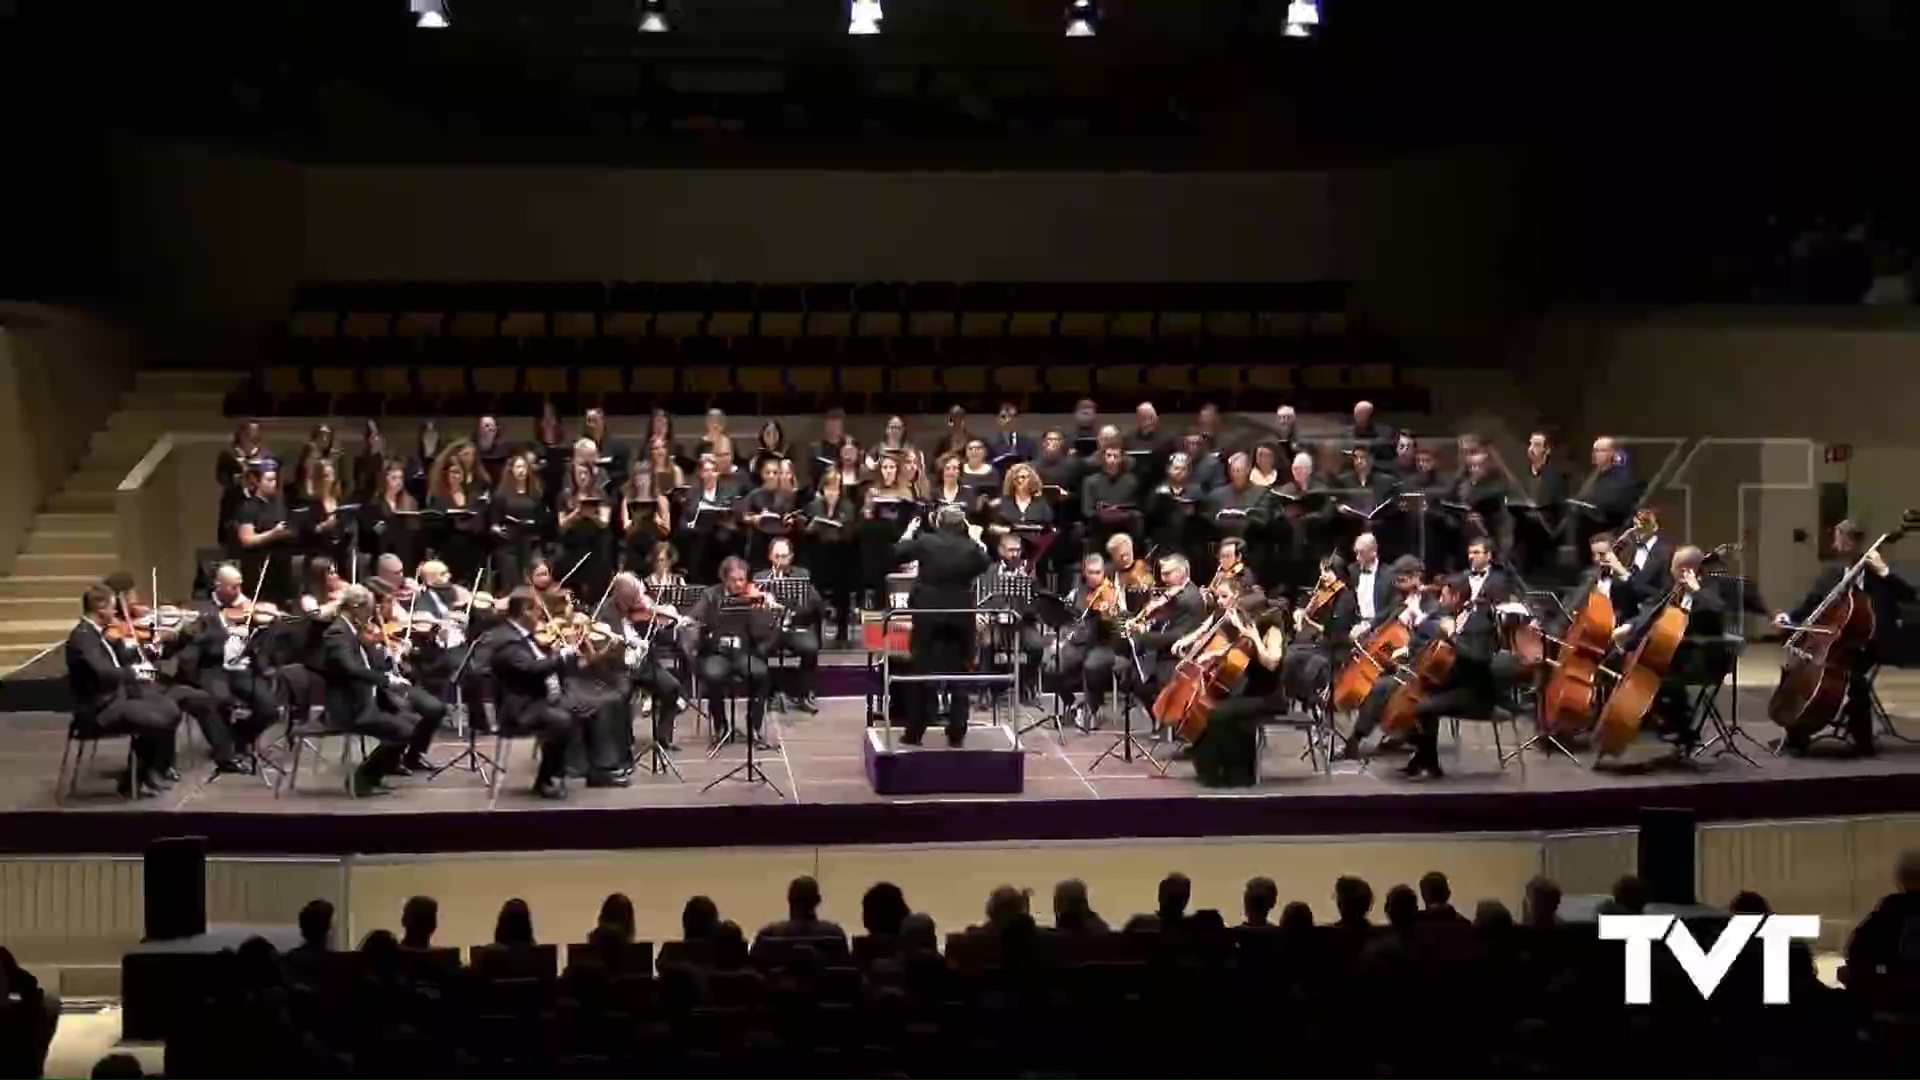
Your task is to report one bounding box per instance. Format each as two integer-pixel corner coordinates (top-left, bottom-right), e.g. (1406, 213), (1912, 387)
(4, 645), (1919, 855)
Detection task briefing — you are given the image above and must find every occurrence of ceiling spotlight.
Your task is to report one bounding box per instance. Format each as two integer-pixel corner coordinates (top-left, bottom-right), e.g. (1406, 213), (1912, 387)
(638, 0), (668, 32)
(1285, 0), (1319, 36)
(848, 0), (883, 35)
(412, 1), (450, 28)
(1064, 0), (1096, 37)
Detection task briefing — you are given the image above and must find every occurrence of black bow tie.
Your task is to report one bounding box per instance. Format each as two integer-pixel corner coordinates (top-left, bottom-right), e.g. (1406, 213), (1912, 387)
(1470, 570), (1488, 579)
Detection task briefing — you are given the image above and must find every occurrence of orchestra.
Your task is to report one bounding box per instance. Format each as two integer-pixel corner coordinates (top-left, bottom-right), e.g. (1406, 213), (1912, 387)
(81, 395), (1884, 805)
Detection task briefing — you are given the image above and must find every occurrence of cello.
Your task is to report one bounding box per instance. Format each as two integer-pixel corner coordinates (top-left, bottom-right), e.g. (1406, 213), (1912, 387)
(1538, 583), (1616, 737)
(1331, 594), (1417, 711)
(1151, 609), (1258, 744)
(1591, 543), (1736, 756)
(1768, 510), (1920, 737)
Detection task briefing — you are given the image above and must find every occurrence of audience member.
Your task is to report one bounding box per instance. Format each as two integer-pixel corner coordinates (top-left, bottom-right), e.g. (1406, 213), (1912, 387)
(597, 892), (636, 942)
(861, 882), (910, 938)
(681, 895), (720, 941)
(1124, 872), (1191, 931)
(1523, 875), (1562, 928)
(494, 898), (536, 947)
(1051, 879), (1110, 935)
(1334, 875), (1374, 929)
(399, 895), (438, 950)
(1844, 848), (1920, 1002)
(1603, 874), (1647, 915)
(1419, 870), (1470, 924)
(755, 876), (848, 945)
(1242, 876), (1279, 927)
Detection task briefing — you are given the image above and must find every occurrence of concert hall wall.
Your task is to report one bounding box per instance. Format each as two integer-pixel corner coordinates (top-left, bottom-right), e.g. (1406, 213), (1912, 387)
(0, 306), (135, 577)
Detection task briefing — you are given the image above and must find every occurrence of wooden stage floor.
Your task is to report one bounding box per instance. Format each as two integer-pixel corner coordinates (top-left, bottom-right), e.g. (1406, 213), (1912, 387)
(3, 645), (1919, 855)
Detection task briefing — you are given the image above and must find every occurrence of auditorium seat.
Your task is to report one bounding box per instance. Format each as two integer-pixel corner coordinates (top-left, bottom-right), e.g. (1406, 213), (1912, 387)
(471, 365), (525, 415)
(904, 281), (959, 337)
(839, 365), (884, 411)
(652, 282), (711, 338)
(365, 366), (423, 415)
(1006, 283), (1063, 338)
(523, 366), (574, 416)
(628, 363), (676, 403)
(943, 364), (990, 411)
(957, 282), (1010, 337)
(603, 282), (657, 338)
(853, 282), (903, 338)
(804, 282), (855, 338)
(756, 284), (805, 338)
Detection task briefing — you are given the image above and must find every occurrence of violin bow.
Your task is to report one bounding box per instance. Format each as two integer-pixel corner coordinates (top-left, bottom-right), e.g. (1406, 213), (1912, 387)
(554, 551), (594, 592)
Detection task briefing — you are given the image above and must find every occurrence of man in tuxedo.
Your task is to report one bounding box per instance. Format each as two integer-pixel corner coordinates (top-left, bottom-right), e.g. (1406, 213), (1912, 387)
(679, 558), (786, 750)
(809, 408), (849, 482)
(1617, 546), (1729, 749)
(1131, 553), (1211, 701)
(979, 531), (1044, 701)
(1281, 555), (1360, 707)
(891, 504), (992, 746)
(1622, 512), (1676, 601)
(490, 588), (592, 799)
(1776, 521), (1916, 754)
(1403, 575), (1509, 780)
(1056, 555), (1121, 730)
(1455, 537), (1518, 607)
(64, 585), (184, 797)
(756, 537), (822, 715)
(1348, 557), (1442, 756)
(318, 586), (429, 796)
(1561, 532), (1642, 629)
(1346, 534), (1395, 631)
(175, 564), (280, 773)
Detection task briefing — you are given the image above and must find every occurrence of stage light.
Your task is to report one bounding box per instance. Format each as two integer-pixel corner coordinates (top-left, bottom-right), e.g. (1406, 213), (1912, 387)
(1064, 0), (1096, 37)
(849, 0), (883, 35)
(638, 0), (668, 32)
(411, 0), (449, 28)
(1285, 0), (1319, 37)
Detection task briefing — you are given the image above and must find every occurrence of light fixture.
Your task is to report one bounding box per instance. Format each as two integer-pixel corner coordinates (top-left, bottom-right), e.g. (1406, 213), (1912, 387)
(1064, 0), (1096, 37)
(412, 0), (450, 28)
(848, 0), (883, 35)
(1285, 0), (1319, 37)
(638, 0), (668, 33)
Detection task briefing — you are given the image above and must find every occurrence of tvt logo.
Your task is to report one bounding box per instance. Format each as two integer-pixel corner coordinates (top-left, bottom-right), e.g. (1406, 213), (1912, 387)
(1598, 913), (1821, 1004)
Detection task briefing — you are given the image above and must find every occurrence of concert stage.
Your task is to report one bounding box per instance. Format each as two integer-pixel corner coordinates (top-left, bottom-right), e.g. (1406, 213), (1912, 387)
(2, 647), (1918, 858)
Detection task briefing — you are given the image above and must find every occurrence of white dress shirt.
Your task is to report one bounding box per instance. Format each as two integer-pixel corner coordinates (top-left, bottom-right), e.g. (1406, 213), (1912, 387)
(1354, 563), (1379, 620)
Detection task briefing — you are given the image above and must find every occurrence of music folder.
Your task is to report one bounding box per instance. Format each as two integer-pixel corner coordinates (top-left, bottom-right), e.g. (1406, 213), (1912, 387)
(1011, 522), (1049, 534)
(1040, 484), (1068, 500)
(1071, 436), (1098, 456)
(1338, 500), (1393, 521)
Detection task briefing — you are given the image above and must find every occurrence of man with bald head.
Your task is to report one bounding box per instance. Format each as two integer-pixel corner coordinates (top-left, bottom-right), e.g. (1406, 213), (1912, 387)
(174, 562), (278, 773)
(1125, 401), (1175, 489)
(1347, 400), (1396, 461)
(1576, 435), (1642, 547)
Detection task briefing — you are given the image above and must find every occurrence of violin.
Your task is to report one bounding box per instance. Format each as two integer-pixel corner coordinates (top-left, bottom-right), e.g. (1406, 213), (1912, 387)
(1121, 558), (1155, 592)
(1122, 586), (1180, 635)
(220, 599), (284, 628)
(1084, 576), (1121, 619)
(1293, 578), (1345, 637)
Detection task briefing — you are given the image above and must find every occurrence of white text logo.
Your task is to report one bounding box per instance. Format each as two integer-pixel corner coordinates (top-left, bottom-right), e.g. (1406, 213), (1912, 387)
(1598, 914), (1820, 1004)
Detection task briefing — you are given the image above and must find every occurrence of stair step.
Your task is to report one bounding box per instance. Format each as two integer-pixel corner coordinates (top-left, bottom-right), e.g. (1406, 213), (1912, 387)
(11, 553), (120, 578)
(120, 390), (232, 412)
(0, 619), (81, 647)
(46, 491), (114, 513)
(0, 643), (57, 674)
(0, 596), (85, 619)
(0, 574), (102, 598)
(59, 470), (131, 495)
(35, 513), (116, 531)
(23, 531), (119, 556)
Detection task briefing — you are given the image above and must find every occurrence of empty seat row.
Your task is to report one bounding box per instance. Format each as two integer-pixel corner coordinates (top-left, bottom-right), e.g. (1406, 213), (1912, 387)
(283, 280), (1357, 342)
(226, 357), (1422, 419)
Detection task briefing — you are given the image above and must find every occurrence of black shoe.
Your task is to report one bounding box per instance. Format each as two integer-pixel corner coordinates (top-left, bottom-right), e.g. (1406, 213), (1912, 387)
(401, 752), (439, 774)
(794, 694), (819, 715)
(212, 758), (251, 776)
(661, 742), (682, 753)
(751, 736), (777, 753)
(899, 731), (925, 747)
(143, 769), (176, 790)
(535, 777), (570, 800)
(945, 731), (966, 749)
(117, 773), (162, 799)
(586, 772), (633, 789)
(352, 776), (395, 797)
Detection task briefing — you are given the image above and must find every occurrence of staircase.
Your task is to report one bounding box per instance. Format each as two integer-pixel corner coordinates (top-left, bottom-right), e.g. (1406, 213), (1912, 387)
(0, 371), (243, 674)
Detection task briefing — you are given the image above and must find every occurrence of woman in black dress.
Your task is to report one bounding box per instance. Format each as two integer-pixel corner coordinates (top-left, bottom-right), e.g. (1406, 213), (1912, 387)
(617, 441), (678, 575)
(557, 459), (613, 607)
(1189, 583), (1289, 788)
(987, 462), (1055, 565)
(803, 464), (863, 643)
(361, 459), (420, 575)
(293, 455), (351, 575)
(749, 420), (789, 487)
(489, 451), (545, 594)
(958, 437), (1001, 505)
(426, 451), (487, 587)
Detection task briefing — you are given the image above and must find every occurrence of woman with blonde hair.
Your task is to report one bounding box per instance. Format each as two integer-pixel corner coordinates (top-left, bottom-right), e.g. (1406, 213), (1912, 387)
(989, 462), (1053, 542)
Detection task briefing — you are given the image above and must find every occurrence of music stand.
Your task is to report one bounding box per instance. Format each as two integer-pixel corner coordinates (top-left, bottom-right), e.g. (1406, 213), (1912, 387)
(628, 617), (684, 782)
(976, 572), (1035, 725)
(429, 633), (499, 784)
(1087, 628), (1166, 775)
(761, 576), (813, 710)
(654, 583), (720, 741)
(1690, 636), (1764, 765)
(1016, 590), (1075, 745)
(700, 600), (786, 800)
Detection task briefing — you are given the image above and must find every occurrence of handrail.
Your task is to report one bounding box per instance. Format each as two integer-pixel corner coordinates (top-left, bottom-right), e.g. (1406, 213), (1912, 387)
(877, 606), (1023, 752)
(117, 433), (175, 493)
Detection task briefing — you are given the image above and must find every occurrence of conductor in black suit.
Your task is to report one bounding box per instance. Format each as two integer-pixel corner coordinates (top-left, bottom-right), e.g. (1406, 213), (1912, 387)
(892, 503), (991, 746)
(319, 586), (428, 796)
(490, 589), (593, 799)
(64, 585), (183, 797)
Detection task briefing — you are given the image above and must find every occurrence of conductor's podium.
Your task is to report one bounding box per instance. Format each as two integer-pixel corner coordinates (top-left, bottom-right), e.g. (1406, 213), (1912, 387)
(863, 725), (1025, 796)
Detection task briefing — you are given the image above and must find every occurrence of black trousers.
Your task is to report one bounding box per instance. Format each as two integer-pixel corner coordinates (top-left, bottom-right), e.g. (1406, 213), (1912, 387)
(1054, 642), (1118, 711)
(1195, 694), (1273, 786)
(160, 683), (232, 764)
(633, 657), (683, 746)
(699, 650), (770, 736)
(1844, 651), (1877, 747)
(342, 704), (414, 780)
(774, 628), (820, 699)
(1280, 645), (1335, 708)
(392, 684), (448, 758)
(904, 611), (974, 743)
(1409, 686), (1499, 769)
(194, 669), (281, 758)
(509, 697), (591, 785)
(563, 679), (636, 775)
(83, 697), (181, 775)
(1353, 672), (1405, 745)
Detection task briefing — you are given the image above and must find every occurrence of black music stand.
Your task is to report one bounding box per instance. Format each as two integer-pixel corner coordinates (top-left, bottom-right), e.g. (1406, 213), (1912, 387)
(1087, 626), (1165, 775)
(1690, 635), (1761, 765)
(429, 632), (498, 784)
(761, 576), (813, 710)
(700, 600), (786, 800)
(628, 618), (684, 782)
(655, 583), (718, 741)
(976, 572), (1035, 720)
(1016, 591), (1075, 745)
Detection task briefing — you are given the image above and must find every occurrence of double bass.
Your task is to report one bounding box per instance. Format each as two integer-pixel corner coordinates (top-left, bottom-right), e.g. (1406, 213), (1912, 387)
(1151, 609), (1257, 743)
(1538, 583), (1616, 737)
(1768, 510), (1919, 737)
(1591, 543), (1736, 756)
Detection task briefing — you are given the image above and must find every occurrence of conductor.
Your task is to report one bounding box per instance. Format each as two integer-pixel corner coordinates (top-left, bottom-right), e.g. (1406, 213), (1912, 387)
(892, 503), (991, 746)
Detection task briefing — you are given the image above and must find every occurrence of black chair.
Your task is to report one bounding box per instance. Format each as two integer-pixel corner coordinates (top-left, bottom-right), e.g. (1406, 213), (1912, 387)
(55, 721), (139, 803)
(469, 943), (559, 981)
(565, 939), (655, 976)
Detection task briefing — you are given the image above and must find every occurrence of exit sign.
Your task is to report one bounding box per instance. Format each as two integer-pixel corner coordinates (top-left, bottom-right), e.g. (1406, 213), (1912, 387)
(1826, 444), (1852, 464)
